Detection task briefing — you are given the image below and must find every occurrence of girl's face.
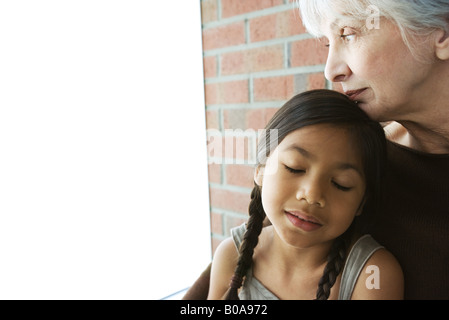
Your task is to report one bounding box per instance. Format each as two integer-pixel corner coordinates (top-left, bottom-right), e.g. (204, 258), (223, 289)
(256, 124), (366, 249)
(320, 16), (438, 122)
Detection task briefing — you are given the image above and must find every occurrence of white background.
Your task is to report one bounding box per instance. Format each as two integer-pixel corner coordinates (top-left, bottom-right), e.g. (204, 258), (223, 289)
(0, 0), (211, 299)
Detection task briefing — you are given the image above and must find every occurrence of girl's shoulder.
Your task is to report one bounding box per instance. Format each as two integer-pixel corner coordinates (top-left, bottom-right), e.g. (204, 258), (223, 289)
(349, 236), (404, 299)
(208, 237), (239, 299)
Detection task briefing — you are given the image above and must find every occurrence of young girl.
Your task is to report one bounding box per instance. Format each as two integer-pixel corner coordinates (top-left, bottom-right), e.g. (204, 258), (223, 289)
(207, 90), (404, 300)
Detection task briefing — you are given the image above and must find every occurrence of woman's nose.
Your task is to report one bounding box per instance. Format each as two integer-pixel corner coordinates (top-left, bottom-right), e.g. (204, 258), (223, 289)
(324, 46), (351, 83)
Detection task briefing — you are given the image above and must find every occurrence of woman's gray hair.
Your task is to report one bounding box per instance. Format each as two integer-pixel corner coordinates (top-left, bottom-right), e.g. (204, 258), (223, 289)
(297, 0), (449, 54)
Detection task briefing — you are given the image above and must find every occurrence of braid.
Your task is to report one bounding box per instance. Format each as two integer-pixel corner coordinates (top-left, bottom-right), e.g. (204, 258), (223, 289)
(315, 227), (353, 300)
(224, 182), (266, 300)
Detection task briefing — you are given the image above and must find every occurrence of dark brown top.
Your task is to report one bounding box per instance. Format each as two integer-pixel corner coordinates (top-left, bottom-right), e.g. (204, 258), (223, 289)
(365, 141), (449, 299)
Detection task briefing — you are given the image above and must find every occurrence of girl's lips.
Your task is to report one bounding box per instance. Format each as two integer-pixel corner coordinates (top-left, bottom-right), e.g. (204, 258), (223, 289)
(285, 211), (322, 232)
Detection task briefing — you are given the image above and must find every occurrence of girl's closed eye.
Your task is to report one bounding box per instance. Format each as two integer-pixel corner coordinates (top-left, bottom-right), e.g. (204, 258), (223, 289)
(283, 164), (305, 174)
(332, 180), (353, 192)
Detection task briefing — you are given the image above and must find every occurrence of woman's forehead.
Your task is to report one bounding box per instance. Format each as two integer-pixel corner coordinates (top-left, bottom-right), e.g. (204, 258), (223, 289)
(299, 0), (373, 35)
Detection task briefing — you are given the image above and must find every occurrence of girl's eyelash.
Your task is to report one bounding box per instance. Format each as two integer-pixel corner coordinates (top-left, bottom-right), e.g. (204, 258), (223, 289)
(332, 181), (352, 192)
(284, 165), (304, 174)
(284, 165), (353, 191)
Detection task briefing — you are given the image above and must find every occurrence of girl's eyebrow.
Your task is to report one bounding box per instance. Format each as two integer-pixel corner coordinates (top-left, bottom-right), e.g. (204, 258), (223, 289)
(285, 144), (313, 159)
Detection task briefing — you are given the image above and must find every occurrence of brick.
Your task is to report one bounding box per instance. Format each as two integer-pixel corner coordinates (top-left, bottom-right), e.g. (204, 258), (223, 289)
(295, 72), (326, 92)
(211, 237), (222, 256)
(221, 45), (284, 76)
(249, 10), (306, 43)
(220, 51), (245, 75)
(223, 108), (280, 131)
(307, 72), (326, 90)
(226, 164), (255, 188)
(245, 109), (265, 131)
(290, 38), (328, 67)
(203, 56), (217, 78)
(221, 0), (284, 18)
(224, 135), (254, 162)
(221, 80), (249, 104)
(202, 22), (246, 51)
(294, 73), (308, 93)
(204, 80), (249, 105)
(250, 13), (277, 42)
(253, 75), (295, 102)
(210, 211), (224, 235)
(205, 83), (219, 105)
(264, 108), (280, 126)
(201, 0), (218, 24)
(205, 110), (219, 130)
(249, 45), (285, 73)
(246, 108), (280, 131)
(209, 187), (251, 214)
(208, 164), (222, 184)
(223, 109), (247, 130)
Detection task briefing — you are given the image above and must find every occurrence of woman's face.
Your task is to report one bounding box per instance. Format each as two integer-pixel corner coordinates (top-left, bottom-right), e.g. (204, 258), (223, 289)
(320, 16), (438, 122)
(256, 124), (366, 249)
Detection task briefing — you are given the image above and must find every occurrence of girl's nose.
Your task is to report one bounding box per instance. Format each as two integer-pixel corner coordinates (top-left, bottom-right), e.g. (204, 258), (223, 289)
(296, 178), (325, 208)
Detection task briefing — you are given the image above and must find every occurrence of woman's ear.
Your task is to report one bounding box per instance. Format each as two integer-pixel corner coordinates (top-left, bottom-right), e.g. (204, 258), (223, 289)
(435, 29), (449, 60)
(254, 166), (264, 186)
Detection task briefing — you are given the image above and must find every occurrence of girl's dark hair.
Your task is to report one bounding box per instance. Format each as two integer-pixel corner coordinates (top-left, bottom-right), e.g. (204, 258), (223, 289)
(224, 89), (387, 300)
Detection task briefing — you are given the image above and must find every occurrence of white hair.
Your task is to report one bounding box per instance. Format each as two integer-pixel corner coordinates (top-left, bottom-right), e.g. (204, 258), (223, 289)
(297, 0), (449, 53)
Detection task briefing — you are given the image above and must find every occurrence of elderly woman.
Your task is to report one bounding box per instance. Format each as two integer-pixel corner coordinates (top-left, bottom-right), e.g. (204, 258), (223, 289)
(184, 0), (449, 300)
(296, 0), (449, 300)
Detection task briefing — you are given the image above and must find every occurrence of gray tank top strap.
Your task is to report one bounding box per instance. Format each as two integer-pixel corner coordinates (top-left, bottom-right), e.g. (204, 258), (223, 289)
(231, 223), (246, 251)
(231, 223), (279, 300)
(338, 234), (384, 300)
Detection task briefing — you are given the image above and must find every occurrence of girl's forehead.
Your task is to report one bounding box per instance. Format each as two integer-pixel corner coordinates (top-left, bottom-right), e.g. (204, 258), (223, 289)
(280, 124), (354, 147)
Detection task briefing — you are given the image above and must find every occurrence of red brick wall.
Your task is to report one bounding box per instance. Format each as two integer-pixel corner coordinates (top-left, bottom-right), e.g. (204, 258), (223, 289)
(200, 0), (336, 254)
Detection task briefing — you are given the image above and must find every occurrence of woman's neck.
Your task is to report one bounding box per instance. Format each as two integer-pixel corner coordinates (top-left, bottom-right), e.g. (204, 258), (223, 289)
(397, 61), (449, 153)
(385, 120), (449, 154)
(385, 59), (449, 154)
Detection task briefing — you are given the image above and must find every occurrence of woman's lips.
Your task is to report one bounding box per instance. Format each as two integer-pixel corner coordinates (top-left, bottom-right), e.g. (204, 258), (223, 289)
(345, 88), (367, 101)
(285, 211), (322, 232)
